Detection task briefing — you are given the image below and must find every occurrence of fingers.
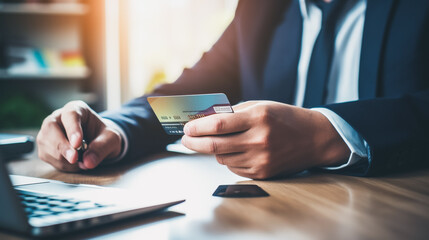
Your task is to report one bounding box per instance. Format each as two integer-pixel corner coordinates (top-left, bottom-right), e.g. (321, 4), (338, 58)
(226, 166), (259, 179)
(41, 153), (81, 172)
(81, 129), (122, 169)
(232, 101), (258, 111)
(215, 152), (252, 167)
(37, 119), (79, 172)
(61, 102), (87, 149)
(184, 111), (251, 137)
(219, 153), (274, 179)
(37, 100), (109, 171)
(181, 132), (250, 155)
(37, 116), (79, 164)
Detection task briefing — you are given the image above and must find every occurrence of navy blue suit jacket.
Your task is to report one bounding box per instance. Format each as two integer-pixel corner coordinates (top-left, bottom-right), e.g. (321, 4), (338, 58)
(103, 0), (429, 176)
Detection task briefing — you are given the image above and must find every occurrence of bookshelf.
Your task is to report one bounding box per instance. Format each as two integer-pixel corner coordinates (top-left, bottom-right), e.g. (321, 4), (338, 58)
(0, 0), (106, 129)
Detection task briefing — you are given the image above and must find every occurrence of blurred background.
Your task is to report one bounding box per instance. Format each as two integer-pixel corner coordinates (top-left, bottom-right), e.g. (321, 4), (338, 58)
(0, 0), (237, 130)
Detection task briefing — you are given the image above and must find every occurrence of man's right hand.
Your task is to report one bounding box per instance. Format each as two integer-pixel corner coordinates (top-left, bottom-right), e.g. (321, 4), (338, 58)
(37, 101), (122, 172)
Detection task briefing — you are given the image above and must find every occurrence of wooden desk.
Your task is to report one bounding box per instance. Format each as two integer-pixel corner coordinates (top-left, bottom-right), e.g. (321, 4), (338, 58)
(2, 141), (429, 239)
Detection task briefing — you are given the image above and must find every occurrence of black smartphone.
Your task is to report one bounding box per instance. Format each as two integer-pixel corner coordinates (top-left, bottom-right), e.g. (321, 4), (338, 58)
(0, 133), (34, 160)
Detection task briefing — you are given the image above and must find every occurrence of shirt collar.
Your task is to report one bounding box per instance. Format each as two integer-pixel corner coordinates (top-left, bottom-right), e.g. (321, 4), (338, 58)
(301, 0), (365, 19)
(299, 0), (310, 19)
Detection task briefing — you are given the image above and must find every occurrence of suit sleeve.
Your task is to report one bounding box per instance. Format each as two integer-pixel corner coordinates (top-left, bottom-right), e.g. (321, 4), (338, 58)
(100, 4), (244, 161)
(326, 90), (429, 176)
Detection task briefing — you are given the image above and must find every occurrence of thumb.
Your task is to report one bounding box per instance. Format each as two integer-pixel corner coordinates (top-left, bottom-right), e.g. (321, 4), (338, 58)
(232, 101), (257, 112)
(82, 130), (122, 169)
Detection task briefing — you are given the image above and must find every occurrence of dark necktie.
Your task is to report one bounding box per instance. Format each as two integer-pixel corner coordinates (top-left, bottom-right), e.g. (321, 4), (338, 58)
(303, 0), (347, 108)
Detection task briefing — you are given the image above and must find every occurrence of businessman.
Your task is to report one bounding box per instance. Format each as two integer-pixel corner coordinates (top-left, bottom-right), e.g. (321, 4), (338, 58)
(37, 0), (429, 179)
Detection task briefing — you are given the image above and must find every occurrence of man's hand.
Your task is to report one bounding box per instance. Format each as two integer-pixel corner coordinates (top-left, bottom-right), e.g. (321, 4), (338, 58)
(37, 101), (122, 172)
(181, 101), (350, 179)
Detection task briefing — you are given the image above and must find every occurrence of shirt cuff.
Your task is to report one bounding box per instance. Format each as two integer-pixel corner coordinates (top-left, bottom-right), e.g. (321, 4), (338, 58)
(101, 118), (129, 164)
(312, 108), (368, 170)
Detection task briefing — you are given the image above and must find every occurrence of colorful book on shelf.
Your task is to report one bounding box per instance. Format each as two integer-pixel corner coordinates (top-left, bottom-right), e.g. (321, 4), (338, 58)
(5, 46), (88, 77)
(61, 50), (86, 68)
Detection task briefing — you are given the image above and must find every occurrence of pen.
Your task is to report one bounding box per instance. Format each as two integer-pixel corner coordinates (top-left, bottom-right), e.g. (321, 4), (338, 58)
(76, 139), (88, 162)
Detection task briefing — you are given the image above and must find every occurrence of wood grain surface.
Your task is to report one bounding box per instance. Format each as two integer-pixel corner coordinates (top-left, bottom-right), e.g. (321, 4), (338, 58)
(2, 131), (428, 240)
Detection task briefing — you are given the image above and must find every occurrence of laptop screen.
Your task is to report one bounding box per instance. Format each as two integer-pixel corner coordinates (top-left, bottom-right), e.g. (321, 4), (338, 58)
(0, 155), (30, 232)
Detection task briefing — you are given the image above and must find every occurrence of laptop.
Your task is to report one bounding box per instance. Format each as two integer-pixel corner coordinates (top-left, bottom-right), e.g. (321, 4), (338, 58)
(0, 156), (185, 237)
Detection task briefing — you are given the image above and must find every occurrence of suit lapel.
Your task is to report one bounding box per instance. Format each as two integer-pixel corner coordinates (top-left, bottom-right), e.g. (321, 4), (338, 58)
(262, 0), (302, 104)
(359, 0), (396, 99)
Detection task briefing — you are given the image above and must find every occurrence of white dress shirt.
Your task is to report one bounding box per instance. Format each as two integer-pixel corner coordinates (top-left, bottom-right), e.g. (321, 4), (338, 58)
(296, 0), (368, 169)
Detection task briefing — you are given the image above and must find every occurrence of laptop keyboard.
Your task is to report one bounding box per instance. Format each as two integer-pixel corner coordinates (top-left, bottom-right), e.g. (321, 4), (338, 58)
(18, 190), (109, 219)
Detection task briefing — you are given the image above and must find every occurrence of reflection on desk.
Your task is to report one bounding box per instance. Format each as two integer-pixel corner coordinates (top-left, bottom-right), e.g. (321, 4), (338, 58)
(4, 149), (429, 240)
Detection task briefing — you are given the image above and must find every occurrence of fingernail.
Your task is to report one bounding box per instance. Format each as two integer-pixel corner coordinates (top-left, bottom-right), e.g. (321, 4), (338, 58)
(183, 124), (190, 135)
(70, 133), (79, 147)
(85, 152), (98, 168)
(65, 149), (75, 163)
(78, 162), (88, 170)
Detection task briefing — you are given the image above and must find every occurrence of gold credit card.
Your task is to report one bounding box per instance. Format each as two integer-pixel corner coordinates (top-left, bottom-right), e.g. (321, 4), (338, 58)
(148, 93), (233, 135)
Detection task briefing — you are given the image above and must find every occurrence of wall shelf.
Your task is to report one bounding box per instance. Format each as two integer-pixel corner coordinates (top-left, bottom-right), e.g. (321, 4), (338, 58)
(0, 68), (90, 80)
(0, 3), (89, 16)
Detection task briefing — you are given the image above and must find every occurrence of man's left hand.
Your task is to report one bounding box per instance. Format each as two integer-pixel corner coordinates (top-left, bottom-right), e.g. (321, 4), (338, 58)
(181, 101), (350, 179)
